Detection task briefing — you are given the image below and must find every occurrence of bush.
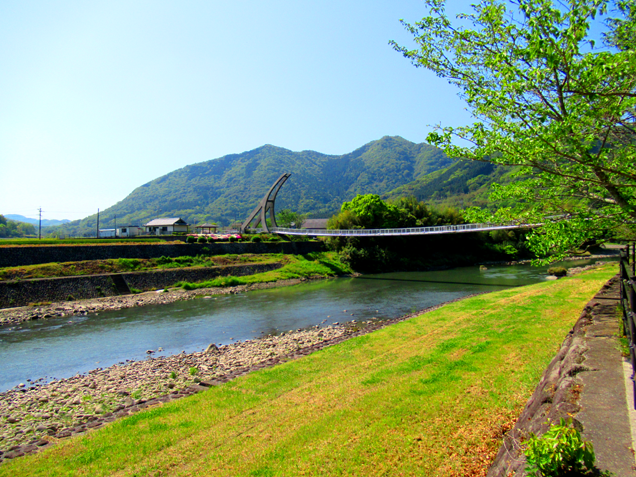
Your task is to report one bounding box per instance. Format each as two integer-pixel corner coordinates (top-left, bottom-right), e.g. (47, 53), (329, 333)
(524, 419), (596, 476)
(197, 236), (207, 243)
(268, 236), (281, 242)
(186, 236), (197, 243)
(251, 235), (262, 243)
(229, 236), (237, 242)
(548, 266), (567, 277)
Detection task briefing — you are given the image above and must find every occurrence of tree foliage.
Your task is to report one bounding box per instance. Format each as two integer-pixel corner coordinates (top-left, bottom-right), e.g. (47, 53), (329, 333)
(0, 215), (36, 238)
(327, 195), (527, 271)
(276, 209), (308, 228)
(392, 0), (636, 261)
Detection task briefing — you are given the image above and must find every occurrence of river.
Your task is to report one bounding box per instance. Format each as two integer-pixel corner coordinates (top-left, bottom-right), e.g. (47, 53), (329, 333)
(0, 258), (614, 391)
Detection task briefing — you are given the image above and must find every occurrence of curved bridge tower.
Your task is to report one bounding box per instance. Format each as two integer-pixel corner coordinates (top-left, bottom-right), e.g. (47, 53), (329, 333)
(240, 173), (291, 233)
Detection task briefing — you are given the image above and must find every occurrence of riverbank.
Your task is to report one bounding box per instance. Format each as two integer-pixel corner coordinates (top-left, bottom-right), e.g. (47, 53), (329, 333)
(0, 278), (309, 327)
(0, 264), (617, 475)
(0, 294), (466, 462)
(0, 252), (354, 326)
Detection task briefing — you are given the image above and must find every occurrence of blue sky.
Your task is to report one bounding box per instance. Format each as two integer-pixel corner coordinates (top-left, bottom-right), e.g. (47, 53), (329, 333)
(2, 1), (474, 221)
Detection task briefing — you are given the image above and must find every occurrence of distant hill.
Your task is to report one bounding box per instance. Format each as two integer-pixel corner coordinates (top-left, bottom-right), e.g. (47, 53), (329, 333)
(5, 214), (70, 227)
(51, 136), (458, 237)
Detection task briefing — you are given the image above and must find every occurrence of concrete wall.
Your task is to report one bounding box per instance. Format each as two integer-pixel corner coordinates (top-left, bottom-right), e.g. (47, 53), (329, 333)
(0, 263), (282, 309)
(0, 241), (323, 268)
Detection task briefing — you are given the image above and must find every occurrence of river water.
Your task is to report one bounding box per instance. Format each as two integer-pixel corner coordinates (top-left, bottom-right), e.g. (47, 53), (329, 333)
(0, 258), (615, 391)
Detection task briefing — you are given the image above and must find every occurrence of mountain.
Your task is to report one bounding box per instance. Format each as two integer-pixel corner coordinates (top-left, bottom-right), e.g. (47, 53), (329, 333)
(5, 214), (71, 227)
(52, 136), (457, 236)
(383, 161), (519, 210)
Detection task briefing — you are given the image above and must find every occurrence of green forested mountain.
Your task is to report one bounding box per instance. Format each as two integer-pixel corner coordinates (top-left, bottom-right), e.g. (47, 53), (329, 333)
(384, 161), (518, 210)
(52, 136), (456, 236)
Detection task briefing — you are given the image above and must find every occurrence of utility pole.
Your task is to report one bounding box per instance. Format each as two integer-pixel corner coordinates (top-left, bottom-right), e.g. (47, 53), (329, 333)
(96, 209), (100, 239)
(114, 215), (117, 238)
(38, 207), (42, 240)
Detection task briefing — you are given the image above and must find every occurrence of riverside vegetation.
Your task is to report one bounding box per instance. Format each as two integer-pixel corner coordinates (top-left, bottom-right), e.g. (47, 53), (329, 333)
(0, 264), (616, 476)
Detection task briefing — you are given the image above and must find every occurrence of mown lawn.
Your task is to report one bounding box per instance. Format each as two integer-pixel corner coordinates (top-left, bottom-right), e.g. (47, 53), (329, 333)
(0, 265), (616, 477)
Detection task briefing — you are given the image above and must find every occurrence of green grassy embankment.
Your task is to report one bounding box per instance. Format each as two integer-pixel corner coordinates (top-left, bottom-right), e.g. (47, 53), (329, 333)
(0, 253), (351, 285)
(0, 264), (617, 477)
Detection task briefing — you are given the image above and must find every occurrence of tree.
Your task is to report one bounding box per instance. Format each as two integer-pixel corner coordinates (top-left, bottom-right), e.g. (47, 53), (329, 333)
(276, 209), (308, 228)
(392, 0), (636, 261)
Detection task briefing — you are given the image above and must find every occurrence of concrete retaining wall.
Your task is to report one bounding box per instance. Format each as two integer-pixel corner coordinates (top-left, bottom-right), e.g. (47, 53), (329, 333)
(0, 241), (323, 268)
(0, 263), (282, 309)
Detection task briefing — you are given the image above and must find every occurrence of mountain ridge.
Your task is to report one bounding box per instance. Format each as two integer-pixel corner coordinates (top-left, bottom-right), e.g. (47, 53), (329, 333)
(48, 136), (511, 237)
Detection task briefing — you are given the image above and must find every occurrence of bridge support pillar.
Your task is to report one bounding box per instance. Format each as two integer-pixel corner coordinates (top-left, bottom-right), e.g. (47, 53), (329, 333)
(240, 173), (291, 233)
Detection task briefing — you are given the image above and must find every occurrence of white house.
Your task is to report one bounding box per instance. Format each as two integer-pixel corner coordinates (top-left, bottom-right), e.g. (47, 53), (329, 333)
(98, 228), (116, 238)
(144, 218), (189, 236)
(117, 225), (142, 237)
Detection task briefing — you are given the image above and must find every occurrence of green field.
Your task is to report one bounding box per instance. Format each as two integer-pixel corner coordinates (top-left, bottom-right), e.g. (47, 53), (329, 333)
(0, 265), (616, 477)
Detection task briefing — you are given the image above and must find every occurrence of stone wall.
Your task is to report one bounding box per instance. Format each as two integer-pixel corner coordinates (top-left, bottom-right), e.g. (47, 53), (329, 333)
(0, 241), (322, 268)
(0, 263), (282, 309)
(486, 276), (619, 476)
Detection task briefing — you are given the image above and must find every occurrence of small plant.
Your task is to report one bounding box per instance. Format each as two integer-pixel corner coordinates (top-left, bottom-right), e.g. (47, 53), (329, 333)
(186, 236), (197, 244)
(169, 371), (177, 379)
(229, 236), (237, 242)
(201, 246), (210, 253)
(524, 418), (596, 476)
(189, 367), (198, 376)
(67, 295), (75, 301)
(251, 235), (262, 243)
(129, 287), (142, 294)
(131, 390), (142, 400)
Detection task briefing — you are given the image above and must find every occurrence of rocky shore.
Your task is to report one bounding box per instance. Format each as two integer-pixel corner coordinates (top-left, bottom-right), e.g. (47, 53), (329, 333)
(0, 278), (313, 327)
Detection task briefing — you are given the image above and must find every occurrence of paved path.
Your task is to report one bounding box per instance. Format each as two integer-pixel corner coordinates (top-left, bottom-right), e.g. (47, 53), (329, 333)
(577, 279), (636, 476)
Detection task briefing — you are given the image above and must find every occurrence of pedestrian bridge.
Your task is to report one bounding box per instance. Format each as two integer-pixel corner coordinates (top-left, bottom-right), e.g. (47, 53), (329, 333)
(269, 222), (534, 237)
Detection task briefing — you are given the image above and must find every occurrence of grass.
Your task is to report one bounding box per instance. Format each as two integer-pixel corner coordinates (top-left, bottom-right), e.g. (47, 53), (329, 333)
(0, 254), (279, 281)
(0, 264), (617, 477)
(175, 252), (352, 290)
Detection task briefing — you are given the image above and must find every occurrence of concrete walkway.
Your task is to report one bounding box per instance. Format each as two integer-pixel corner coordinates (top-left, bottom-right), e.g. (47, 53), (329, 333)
(577, 278), (636, 476)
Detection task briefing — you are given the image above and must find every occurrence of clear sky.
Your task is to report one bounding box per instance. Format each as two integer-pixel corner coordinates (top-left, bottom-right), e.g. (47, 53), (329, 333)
(0, 1), (477, 221)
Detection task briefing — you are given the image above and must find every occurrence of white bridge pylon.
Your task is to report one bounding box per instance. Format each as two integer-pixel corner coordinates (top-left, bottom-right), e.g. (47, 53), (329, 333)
(271, 222), (537, 237)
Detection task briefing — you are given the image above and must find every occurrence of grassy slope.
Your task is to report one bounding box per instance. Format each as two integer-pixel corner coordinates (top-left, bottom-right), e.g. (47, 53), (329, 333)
(0, 265), (616, 477)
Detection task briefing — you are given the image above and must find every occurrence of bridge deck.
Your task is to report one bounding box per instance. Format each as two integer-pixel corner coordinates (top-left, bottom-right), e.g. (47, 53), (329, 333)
(270, 223), (535, 237)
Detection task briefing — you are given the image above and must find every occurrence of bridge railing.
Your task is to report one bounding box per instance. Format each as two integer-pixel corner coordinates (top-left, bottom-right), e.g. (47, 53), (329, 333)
(270, 222), (534, 237)
(619, 247), (636, 409)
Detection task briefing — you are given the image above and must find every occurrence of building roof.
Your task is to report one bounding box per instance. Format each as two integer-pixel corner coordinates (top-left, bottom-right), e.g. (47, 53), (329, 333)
(195, 223), (218, 228)
(144, 218), (188, 227)
(302, 218), (329, 229)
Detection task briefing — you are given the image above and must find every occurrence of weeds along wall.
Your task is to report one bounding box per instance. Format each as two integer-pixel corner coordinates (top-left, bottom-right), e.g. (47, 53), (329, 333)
(0, 242), (323, 268)
(0, 263), (282, 309)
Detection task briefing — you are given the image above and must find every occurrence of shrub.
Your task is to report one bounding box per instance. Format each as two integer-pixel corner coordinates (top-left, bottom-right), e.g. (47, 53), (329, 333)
(189, 367), (198, 376)
(201, 246), (210, 253)
(524, 419), (596, 476)
(251, 236), (262, 243)
(186, 236), (197, 243)
(268, 236), (281, 242)
(197, 236), (207, 244)
(229, 236), (237, 242)
(547, 266), (567, 277)
(117, 258), (141, 271)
